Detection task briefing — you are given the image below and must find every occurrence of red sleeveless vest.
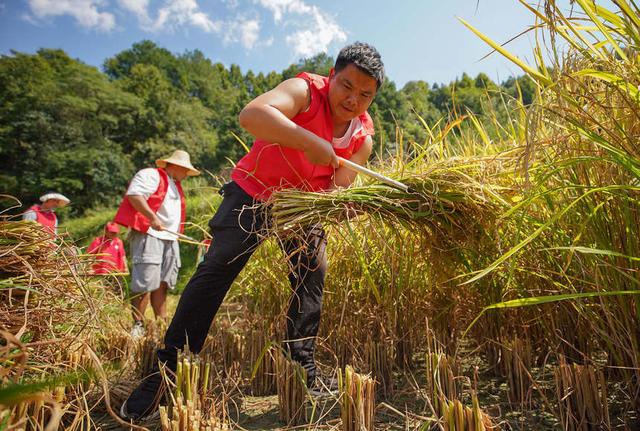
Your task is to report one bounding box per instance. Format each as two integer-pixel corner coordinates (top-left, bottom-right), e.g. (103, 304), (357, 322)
(114, 168), (186, 233)
(231, 72), (375, 201)
(29, 205), (57, 232)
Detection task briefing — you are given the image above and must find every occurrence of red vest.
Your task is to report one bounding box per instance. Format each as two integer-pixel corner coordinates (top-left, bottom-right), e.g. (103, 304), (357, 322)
(231, 72), (375, 201)
(29, 205), (57, 233)
(114, 168), (186, 233)
(88, 236), (126, 274)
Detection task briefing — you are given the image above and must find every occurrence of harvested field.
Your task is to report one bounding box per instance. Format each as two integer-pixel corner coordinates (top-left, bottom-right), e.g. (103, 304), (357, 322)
(2, 1), (640, 430)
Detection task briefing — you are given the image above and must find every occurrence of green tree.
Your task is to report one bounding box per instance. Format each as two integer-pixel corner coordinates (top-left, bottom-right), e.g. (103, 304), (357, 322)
(282, 53), (333, 80)
(0, 49), (141, 213)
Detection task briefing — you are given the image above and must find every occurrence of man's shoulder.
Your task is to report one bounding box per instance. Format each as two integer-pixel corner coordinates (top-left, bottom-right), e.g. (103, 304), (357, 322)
(295, 72), (328, 90)
(135, 167), (159, 177)
(132, 167), (160, 183)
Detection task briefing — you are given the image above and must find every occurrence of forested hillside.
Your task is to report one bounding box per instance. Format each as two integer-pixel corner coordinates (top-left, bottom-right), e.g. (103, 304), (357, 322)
(0, 40), (534, 213)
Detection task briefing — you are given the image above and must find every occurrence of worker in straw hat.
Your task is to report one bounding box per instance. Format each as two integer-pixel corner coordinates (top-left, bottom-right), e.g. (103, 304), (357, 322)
(22, 192), (70, 235)
(114, 149), (200, 338)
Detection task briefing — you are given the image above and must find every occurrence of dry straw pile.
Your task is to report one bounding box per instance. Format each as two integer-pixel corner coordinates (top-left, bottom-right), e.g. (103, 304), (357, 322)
(0, 219), (131, 429)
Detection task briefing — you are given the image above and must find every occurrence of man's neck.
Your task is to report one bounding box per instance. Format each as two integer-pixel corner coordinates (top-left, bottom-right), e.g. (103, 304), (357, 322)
(332, 118), (352, 138)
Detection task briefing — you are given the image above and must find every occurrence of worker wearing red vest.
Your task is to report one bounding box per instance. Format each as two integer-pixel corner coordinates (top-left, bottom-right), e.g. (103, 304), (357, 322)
(22, 192), (71, 235)
(114, 150), (199, 337)
(88, 222), (127, 275)
(121, 42), (385, 421)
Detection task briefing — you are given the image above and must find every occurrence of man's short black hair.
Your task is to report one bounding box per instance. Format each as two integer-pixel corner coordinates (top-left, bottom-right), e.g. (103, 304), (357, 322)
(335, 42), (385, 89)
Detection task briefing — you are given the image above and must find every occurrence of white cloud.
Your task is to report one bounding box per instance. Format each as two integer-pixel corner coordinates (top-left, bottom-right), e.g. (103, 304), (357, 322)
(27, 0), (115, 31)
(240, 19), (260, 49)
(224, 17), (262, 50)
(116, 0), (150, 25)
(23, 0), (342, 55)
(223, 0), (240, 9)
(257, 0), (346, 58)
(256, 0), (309, 23)
(150, 0), (221, 33)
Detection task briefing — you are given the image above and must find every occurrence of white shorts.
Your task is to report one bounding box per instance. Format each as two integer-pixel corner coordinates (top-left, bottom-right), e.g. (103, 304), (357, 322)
(129, 231), (181, 293)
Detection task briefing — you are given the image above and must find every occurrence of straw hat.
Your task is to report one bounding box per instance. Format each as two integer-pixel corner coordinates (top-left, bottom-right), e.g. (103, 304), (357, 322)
(39, 192), (70, 206)
(156, 150), (200, 176)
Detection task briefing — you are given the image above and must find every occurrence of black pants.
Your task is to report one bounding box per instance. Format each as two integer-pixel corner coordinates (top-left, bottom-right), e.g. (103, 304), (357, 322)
(157, 181), (327, 384)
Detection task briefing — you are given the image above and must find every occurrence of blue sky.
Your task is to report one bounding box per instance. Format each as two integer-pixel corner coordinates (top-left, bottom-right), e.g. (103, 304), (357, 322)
(0, 1), (579, 87)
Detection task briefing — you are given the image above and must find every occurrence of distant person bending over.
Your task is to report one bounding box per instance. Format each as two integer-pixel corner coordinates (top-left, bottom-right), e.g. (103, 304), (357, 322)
(87, 222), (127, 275)
(22, 192), (70, 235)
(113, 150), (200, 338)
(120, 42), (384, 421)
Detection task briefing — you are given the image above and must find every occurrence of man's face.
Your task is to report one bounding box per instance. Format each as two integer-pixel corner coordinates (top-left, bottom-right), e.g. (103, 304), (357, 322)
(328, 63), (378, 124)
(42, 199), (61, 210)
(166, 164), (190, 181)
(105, 231), (118, 239)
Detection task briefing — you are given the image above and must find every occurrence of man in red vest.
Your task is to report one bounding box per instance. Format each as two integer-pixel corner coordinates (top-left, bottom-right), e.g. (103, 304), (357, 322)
(22, 192), (70, 235)
(87, 222), (127, 275)
(121, 42), (384, 420)
(114, 150), (200, 337)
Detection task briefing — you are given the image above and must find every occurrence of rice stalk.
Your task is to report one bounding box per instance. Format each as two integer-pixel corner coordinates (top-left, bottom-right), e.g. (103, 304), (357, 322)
(438, 391), (497, 430)
(554, 355), (611, 430)
(247, 329), (278, 396)
(364, 338), (394, 400)
(338, 365), (376, 431)
(269, 155), (514, 247)
(162, 350), (229, 429)
(500, 336), (533, 409)
(275, 351), (308, 426)
(425, 349), (461, 417)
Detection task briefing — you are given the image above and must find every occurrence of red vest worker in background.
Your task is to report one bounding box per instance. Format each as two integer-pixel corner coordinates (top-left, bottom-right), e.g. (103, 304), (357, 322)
(88, 222), (127, 274)
(114, 149), (199, 338)
(121, 42), (384, 421)
(22, 192), (71, 235)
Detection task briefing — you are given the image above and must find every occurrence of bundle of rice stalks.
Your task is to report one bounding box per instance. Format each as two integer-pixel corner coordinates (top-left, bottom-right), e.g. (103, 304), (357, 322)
(174, 351), (215, 410)
(136, 320), (166, 379)
(365, 338), (394, 399)
(159, 397), (229, 431)
(425, 350), (462, 416)
(247, 329), (278, 396)
(201, 328), (244, 381)
(554, 356), (610, 430)
(269, 156), (512, 244)
(338, 365), (376, 431)
(0, 220), (59, 276)
(100, 329), (133, 363)
(500, 336), (533, 408)
(438, 392), (497, 431)
(0, 218), (131, 427)
(2, 389), (64, 431)
(159, 350), (229, 430)
(275, 351), (308, 426)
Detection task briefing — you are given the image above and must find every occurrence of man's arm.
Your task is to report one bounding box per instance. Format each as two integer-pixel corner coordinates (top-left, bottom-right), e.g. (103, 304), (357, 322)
(126, 195), (164, 231)
(332, 136), (374, 189)
(238, 78), (339, 168)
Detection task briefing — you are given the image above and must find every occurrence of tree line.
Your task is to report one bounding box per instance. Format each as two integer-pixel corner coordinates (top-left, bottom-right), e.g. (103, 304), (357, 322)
(0, 40), (535, 213)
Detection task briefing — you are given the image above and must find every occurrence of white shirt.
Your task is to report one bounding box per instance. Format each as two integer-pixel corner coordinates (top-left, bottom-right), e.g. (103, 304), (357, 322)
(332, 117), (363, 149)
(126, 168), (181, 241)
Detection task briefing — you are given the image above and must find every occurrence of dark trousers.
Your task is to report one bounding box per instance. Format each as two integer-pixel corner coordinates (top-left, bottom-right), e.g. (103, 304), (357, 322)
(157, 181), (327, 383)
